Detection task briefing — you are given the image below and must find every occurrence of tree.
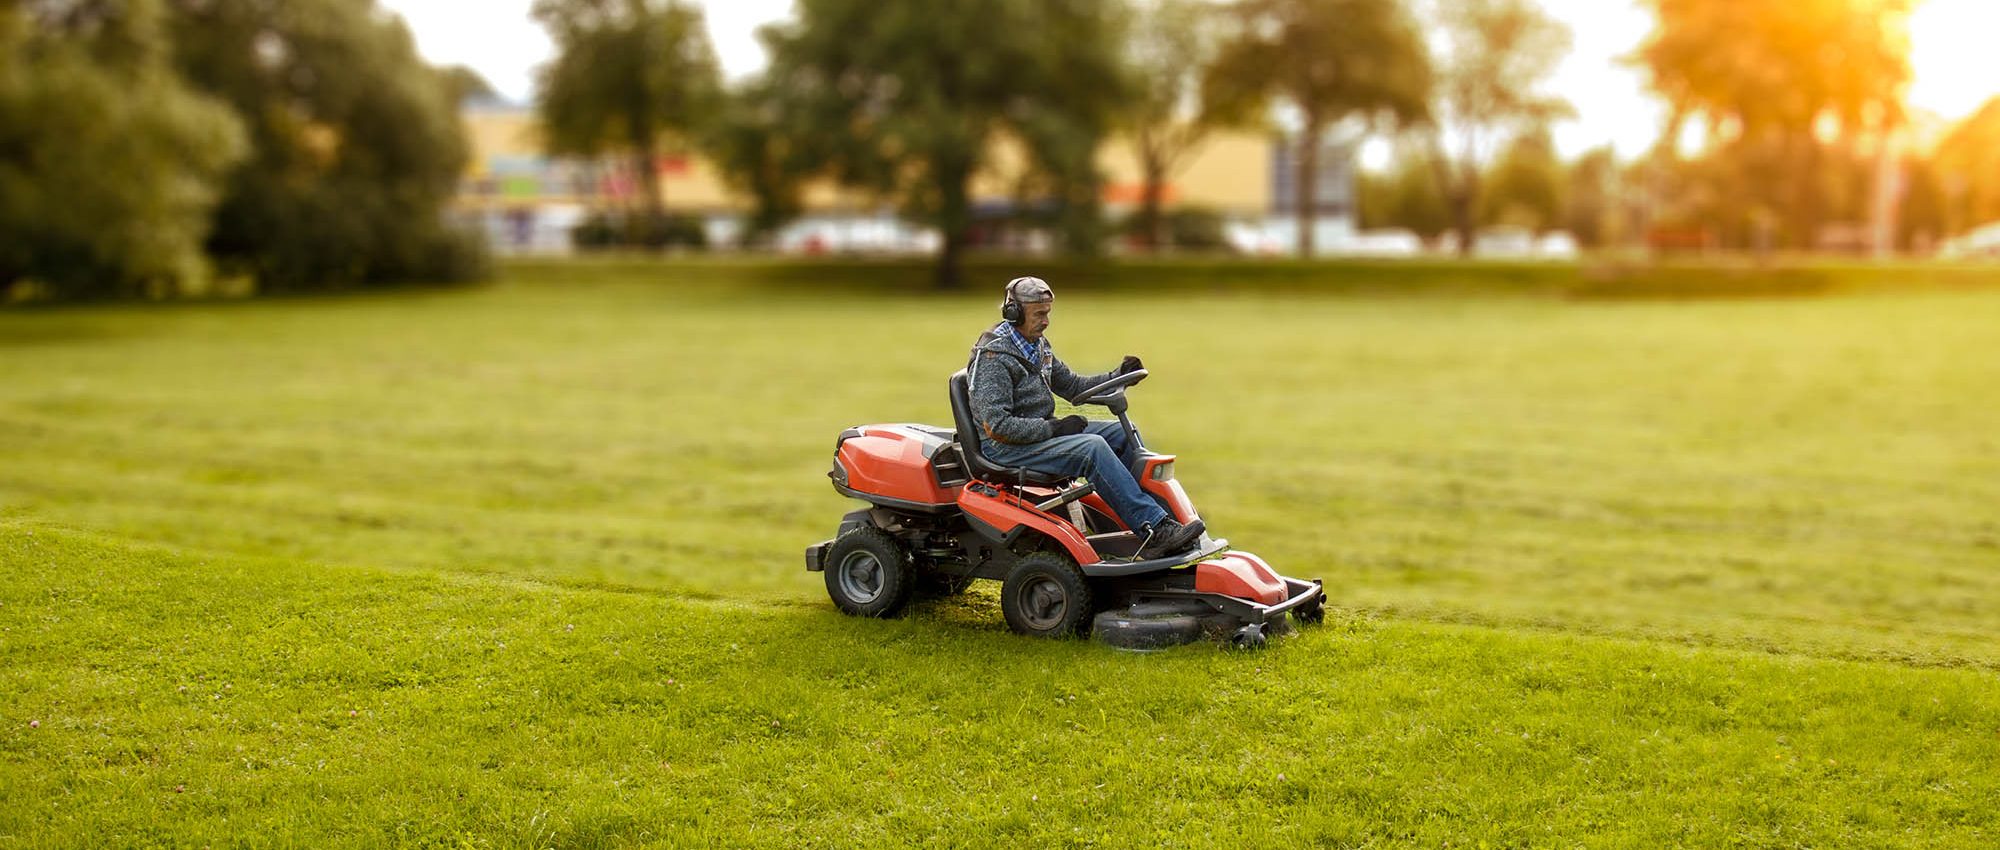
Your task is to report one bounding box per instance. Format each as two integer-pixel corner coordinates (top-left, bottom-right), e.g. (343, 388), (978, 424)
(1636, 0), (1913, 249)
(1206, 0), (1431, 257)
(1932, 96), (2000, 237)
(1120, 0), (1227, 251)
(0, 0), (245, 300)
(1421, 0), (1571, 256)
(533, 0), (722, 224)
(166, 0), (486, 291)
(442, 65), (499, 104)
(1357, 146), (1449, 240)
(703, 75), (817, 241)
(1563, 145), (1622, 248)
(1479, 126), (1564, 232)
(719, 0), (1128, 288)
(1895, 154), (1945, 252)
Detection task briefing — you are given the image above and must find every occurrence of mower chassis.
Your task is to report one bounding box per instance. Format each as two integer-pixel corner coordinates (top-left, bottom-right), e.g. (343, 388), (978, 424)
(1077, 536), (1231, 577)
(1128, 577), (1324, 627)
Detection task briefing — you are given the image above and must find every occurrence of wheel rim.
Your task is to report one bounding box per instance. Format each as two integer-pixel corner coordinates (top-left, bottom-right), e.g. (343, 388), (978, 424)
(837, 550), (885, 604)
(1017, 576), (1069, 630)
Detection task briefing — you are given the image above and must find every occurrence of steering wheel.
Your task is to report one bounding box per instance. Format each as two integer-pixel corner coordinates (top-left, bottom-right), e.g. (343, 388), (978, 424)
(1071, 368), (1148, 407)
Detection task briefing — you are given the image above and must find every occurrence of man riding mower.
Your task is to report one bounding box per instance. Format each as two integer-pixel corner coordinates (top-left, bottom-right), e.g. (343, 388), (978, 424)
(804, 276), (1324, 649)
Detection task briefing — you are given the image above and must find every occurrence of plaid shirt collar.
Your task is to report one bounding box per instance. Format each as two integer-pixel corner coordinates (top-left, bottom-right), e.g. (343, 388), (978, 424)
(1006, 323), (1044, 364)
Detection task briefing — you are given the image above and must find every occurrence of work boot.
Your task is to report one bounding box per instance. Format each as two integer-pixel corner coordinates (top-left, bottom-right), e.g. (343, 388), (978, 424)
(1137, 518), (1205, 559)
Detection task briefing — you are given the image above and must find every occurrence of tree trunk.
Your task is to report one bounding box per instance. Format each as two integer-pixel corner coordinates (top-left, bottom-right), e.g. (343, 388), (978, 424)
(1424, 134), (1476, 257)
(1139, 157), (1167, 252)
(937, 228), (967, 290)
(1295, 124), (1320, 258)
(1451, 159), (1477, 258)
(1639, 100), (1689, 252)
(1451, 188), (1476, 258)
(633, 131), (664, 223)
(934, 154), (973, 290)
(1870, 125), (1899, 259)
(1792, 123), (1822, 252)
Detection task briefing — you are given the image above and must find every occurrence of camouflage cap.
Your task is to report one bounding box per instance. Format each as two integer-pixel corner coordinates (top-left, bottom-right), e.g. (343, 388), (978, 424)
(1005, 276), (1053, 305)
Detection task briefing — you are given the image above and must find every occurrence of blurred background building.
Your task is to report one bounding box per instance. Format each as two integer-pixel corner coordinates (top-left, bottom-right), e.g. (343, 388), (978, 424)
(455, 99), (1362, 257)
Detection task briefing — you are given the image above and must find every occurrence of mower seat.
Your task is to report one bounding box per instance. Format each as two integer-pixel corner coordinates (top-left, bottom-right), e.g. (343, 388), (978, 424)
(948, 369), (1074, 488)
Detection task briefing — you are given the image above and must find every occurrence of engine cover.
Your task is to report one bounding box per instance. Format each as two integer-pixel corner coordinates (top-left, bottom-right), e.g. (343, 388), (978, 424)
(832, 424), (962, 508)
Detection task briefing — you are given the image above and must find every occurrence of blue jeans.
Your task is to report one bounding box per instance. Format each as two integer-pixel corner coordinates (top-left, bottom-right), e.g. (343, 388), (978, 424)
(982, 420), (1169, 532)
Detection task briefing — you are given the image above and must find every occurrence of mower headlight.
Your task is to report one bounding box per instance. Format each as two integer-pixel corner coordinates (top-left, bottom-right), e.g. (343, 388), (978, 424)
(1150, 461), (1174, 481)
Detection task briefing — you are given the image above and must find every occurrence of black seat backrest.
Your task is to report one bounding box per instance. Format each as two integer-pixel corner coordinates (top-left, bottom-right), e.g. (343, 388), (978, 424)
(948, 370), (981, 454)
(949, 369), (1068, 487)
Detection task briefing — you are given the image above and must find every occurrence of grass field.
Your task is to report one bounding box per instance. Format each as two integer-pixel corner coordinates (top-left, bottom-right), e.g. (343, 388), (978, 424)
(4, 258), (1999, 846)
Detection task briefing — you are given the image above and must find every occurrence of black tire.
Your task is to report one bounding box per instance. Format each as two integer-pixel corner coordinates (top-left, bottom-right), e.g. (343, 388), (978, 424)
(1293, 593), (1326, 627)
(823, 527), (915, 618)
(1228, 623), (1269, 651)
(1000, 552), (1093, 638)
(1091, 611), (1204, 651)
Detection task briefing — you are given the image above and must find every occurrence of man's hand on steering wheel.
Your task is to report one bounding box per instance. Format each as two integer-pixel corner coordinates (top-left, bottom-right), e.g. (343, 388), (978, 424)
(1119, 355), (1145, 383)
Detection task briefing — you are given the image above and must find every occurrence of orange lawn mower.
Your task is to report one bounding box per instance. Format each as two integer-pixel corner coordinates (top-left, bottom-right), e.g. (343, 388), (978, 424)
(805, 368), (1325, 650)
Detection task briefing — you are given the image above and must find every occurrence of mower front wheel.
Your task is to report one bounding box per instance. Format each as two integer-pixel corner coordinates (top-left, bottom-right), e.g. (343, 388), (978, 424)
(1293, 593), (1326, 627)
(824, 527), (915, 618)
(1001, 553), (1094, 638)
(1228, 623), (1269, 651)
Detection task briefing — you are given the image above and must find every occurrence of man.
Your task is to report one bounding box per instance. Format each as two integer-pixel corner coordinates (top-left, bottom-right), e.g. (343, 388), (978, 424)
(967, 276), (1205, 559)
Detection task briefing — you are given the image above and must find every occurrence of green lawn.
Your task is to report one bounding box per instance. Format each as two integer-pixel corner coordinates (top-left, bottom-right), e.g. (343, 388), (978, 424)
(3, 258), (1998, 846)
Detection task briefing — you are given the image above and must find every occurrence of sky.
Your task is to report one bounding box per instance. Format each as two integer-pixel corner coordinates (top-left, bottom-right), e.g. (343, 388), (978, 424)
(380, 0), (2000, 161)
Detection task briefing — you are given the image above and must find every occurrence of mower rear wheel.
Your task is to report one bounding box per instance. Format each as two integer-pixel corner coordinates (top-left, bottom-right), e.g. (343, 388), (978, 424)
(1001, 553), (1093, 638)
(824, 527), (915, 618)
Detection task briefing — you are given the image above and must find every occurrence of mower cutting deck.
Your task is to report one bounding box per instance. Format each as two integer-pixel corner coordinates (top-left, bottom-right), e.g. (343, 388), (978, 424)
(805, 368), (1324, 649)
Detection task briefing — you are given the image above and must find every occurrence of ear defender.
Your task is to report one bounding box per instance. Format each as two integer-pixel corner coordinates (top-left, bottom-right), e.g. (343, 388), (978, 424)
(1001, 287), (1024, 325)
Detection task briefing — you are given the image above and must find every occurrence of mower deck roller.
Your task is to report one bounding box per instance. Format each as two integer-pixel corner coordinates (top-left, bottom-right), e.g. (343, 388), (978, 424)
(805, 368), (1325, 648)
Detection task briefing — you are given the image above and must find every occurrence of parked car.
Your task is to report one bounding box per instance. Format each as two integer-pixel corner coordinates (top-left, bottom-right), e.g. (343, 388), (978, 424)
(1938, 222), (2000, 259)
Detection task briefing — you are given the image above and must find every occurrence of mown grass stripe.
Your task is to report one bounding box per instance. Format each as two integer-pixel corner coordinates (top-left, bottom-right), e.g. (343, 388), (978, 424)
(4, 523), (1997, 847)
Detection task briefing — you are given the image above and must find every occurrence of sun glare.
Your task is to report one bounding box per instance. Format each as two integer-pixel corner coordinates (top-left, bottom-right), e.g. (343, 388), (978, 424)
(1909, 0), (2000, 119)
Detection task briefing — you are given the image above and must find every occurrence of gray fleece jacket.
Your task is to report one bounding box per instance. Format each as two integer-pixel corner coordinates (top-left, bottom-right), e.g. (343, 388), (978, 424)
(967, 322), (1118, 447)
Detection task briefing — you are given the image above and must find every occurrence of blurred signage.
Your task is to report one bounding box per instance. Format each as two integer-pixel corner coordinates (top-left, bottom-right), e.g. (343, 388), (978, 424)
(1102, 182), (1179, 204)
(1270, 139), (1354, 216)
(601, 173), (634, 200)
(502, 175), (540, 199)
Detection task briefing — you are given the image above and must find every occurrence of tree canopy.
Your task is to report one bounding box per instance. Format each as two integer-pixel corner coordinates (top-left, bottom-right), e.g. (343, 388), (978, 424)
(1119, 0), (1229, 251)
(1357, 145), (1450, 240)
(1932, 96), (2000, 236)
(1206, 0), (1432, 256)
(1420, 0), (1570, 254)
(715, 0), (1129, 287)
(533, 0), (722, 223)
(166, 0), (485, 292)
(1479, 126), (1564, 233)
(0, 0), (245, 300)
(1636, 0), (1913, 248)
(2, 0), (485, 301)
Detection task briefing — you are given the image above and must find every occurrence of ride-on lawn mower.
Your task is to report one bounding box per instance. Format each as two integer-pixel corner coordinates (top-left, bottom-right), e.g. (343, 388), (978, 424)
(804, 368), (1324, 649)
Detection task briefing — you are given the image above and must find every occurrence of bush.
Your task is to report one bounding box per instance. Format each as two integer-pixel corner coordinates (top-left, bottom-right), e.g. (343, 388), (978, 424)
(0, 1), (246, 301)
(626, 212), (708, 250)
(414, 227), (495, 284)
(571, 212), (708, 251)
(1119, 206), (1231, 251)
(571, 214), (621, 250)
